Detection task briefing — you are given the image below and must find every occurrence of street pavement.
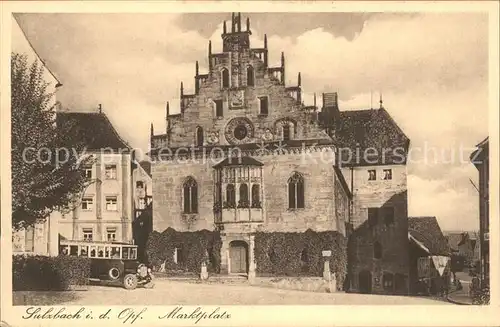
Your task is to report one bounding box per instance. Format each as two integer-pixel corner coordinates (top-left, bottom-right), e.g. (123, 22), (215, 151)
(14, 280), (453, 306)
(448, 271), (473, 305)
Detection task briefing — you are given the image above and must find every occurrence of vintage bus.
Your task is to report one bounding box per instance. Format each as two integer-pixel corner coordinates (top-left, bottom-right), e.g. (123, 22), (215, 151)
(59, 240), (152, 290)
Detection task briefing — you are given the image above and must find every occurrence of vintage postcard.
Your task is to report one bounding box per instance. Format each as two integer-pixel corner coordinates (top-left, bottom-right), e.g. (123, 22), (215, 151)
(1, 1), (499, 326)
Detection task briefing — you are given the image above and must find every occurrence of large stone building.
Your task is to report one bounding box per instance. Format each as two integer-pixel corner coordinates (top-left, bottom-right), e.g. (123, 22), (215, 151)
(149, 13), (410, 293)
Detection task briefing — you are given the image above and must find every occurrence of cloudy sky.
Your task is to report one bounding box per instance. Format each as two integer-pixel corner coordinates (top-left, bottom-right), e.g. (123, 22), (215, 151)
(14, 12), (489, 231)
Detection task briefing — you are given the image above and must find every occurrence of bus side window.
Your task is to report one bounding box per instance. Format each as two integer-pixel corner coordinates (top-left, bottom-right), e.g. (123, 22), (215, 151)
(70, 246), (78, 256)
(90, 247), (96, 257)
(122, 247), (129, 259)
(131, 248), (137, 260)
(80, 246), (88, 257)
(111, 247), (120, 258)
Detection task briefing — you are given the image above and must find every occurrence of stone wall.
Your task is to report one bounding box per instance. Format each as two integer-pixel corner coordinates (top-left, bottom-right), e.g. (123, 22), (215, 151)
(152, 149), (343, 234)
(344, 164), (409, 295)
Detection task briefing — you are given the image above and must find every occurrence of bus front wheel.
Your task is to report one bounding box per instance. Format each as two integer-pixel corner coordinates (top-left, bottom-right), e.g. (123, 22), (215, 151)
(123, 274), (138, 290)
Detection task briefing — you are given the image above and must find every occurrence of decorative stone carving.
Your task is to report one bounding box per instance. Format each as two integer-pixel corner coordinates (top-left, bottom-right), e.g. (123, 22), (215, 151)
(224, 117), (254, 145)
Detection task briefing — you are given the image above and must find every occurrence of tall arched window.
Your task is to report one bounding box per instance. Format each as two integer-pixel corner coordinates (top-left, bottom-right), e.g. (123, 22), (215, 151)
(251, 184), (260, 208)
(226, 184), (236, 207)
(283, 124), (291, 141)
(374, 241), (382, 259)
(183, 177), (198, 214)
(246, 65), (254, 86)
(288, 172), (304, 209)
(195, 126), (204, 146)
(221, 68), (230, 88)
(238, 183), (249, 208)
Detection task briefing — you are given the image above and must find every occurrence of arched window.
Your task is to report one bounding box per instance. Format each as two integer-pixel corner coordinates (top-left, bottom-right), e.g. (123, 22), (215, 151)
(283, 124), (291, 141)
(238, 183), (249, 208)
(374, 241), (382, 259)
(251, 184), (261, 208)
(246, 65), (254, 86)
(288, 172), (304, 209)
(183, 177), (198, 214)
(195, 126), (204, 146)
(226, 184), (236, 207)
(221, 68), (230, 88)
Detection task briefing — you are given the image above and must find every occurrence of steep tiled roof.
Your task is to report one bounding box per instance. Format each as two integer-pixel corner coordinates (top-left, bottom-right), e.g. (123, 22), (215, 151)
(336, 108), (410, 166)
(408, 216), (450, 256)
(56, 112), (130, 151)
(445, 232), (464, 251)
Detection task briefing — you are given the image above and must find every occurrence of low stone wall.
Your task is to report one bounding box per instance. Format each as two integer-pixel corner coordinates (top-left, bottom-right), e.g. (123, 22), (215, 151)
(250, 276), (336, 293)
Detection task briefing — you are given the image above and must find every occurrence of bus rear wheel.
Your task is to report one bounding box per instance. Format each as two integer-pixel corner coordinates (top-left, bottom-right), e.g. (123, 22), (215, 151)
(123, 274), (138, 290)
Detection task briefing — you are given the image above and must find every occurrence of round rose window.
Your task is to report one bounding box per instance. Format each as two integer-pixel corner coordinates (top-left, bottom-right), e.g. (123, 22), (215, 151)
(234, 124), (248, 140)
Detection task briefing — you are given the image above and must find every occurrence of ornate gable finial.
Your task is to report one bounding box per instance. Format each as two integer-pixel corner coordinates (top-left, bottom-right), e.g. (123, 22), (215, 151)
(246, 17), (250, 31)
(195, 61), (199, 75)
(379, 92), (384, 109)
(298, 72), (301, 87)
(264, 34), (268, 49)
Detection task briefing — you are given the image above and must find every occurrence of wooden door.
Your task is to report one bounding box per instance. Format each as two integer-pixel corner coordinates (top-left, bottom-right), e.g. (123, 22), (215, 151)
(230, 243), (247, 273)
(359, 270), (372, 294)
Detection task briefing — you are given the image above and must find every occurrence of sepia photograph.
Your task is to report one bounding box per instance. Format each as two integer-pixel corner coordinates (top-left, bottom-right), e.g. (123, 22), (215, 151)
(1, 1), (499, 326)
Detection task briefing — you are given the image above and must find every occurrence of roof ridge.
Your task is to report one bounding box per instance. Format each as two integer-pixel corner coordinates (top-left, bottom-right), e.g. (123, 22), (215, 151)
(100, 112), (132, 150)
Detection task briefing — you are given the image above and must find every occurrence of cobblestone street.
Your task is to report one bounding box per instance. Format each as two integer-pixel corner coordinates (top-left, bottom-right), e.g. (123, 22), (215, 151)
(14, 280), (452, 306)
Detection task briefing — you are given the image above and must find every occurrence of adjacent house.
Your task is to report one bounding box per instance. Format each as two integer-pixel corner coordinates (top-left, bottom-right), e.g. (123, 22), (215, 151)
(471, 136), (489, 288)
(11, 15), (62, 256)
(56, 110), (134, 246)
(408, 216), (451, 295)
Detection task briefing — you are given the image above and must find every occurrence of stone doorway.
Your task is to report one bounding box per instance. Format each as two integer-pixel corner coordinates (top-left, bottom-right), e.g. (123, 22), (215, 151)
(229, 240), (248, 274)
(359, 270), (372, 294)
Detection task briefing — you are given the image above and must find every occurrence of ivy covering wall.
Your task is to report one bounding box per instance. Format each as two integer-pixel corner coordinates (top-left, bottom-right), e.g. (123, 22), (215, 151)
(254, 229), (347, 290)
(146, 228), (222, 273)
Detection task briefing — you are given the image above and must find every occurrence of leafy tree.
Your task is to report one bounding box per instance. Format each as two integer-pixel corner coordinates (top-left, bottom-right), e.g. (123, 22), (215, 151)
(11, 53), (93, 230)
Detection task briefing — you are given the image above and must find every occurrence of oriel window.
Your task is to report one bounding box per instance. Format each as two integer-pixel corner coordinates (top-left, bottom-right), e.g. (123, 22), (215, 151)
(226, 184), (236, 207)
(251, 184), (261, 208)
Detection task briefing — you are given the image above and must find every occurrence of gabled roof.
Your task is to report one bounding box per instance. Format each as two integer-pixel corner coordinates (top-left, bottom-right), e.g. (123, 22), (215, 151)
(445, 232), (464, 251)
(213, 156), (264, 168)
(139, 160), (152, 177)
(56, 112), (131, 151)
(336, 108), (410, 166)
(408, 216), (450, 256)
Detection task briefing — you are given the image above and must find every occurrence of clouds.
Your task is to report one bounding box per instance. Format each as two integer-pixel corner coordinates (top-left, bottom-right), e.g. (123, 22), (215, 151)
(14, 12), (488, 231)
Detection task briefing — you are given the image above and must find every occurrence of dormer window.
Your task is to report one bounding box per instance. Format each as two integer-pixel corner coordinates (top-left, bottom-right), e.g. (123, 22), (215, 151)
(221, 68), (230, 89)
